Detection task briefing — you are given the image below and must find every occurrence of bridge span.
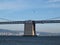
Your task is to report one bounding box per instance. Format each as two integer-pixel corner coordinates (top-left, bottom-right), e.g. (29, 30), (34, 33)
(0, 20), (60, 36)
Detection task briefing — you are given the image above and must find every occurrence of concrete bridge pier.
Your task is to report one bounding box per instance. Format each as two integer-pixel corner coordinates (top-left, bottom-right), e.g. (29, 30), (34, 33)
(24, 21), (36, 36)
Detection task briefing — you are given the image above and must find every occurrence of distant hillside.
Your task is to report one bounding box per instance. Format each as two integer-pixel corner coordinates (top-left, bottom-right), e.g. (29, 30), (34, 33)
(0, 29), (23, 34)
(37, 32), (60, 36)
(0, 29), (60, 36)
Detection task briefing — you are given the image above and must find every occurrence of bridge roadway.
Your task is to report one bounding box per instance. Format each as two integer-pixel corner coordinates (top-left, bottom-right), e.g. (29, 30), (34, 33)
(0, 20), (60, 24)
(0, 20), (60, 36)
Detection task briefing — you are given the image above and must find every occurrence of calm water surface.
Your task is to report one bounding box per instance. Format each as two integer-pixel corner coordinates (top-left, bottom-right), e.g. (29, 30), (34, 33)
(0, 36), (60, 45)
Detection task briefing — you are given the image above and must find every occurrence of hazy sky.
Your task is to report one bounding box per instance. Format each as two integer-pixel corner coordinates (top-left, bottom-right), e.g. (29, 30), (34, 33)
(0, 0), (60, 33)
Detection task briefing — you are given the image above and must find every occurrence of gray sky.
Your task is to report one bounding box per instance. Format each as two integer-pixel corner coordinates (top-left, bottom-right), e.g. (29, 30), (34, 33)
(0, 24), (60, 33)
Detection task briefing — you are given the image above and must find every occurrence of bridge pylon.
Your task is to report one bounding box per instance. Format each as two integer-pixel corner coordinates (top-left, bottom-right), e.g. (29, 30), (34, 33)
(24, 21), (36, 36)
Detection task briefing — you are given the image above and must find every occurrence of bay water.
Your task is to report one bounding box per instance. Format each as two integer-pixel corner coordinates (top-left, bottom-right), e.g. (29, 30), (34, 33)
(0, 36), (60, 45)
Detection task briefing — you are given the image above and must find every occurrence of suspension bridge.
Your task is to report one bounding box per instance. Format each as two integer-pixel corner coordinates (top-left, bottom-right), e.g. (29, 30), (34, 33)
(0, 17), (60, 36)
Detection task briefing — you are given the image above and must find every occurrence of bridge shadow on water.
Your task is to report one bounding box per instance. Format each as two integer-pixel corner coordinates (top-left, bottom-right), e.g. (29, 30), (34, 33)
(0, 36), (60, 45)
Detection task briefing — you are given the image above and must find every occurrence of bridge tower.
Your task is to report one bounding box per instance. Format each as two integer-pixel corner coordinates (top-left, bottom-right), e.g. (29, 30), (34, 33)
(24, 21), (36, 36)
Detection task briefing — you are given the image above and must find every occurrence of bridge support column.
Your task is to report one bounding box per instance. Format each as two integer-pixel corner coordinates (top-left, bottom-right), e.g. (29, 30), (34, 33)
(24, 21), (36, 36)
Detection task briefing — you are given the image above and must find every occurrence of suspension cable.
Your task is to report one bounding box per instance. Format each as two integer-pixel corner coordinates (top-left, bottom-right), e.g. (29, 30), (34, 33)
(46, 16), (60, 20)
(0, 17), (11, 21)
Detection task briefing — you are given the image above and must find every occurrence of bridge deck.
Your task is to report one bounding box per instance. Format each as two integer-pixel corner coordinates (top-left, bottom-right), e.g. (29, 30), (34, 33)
(0, 20), (60, 24)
